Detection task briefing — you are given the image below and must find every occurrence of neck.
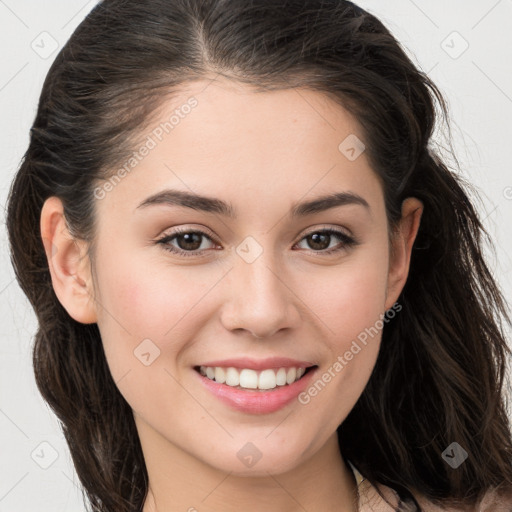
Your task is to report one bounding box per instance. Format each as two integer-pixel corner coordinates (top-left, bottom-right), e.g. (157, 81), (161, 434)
(138, 419), (358, 512)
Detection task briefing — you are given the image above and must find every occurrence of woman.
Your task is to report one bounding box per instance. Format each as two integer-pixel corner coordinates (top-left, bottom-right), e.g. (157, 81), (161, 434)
(6, 0), (512, 510)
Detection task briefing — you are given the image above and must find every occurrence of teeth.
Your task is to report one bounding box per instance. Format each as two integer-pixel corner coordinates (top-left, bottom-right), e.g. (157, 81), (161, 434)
(258, 369), (277, 390)
(276, 368), (287, 386)
(239, 369), (258, 389)
(199, 365), (308, 390)
(225, 367), (240, 387)
(214, 367), (226, 384)
(286, 367), (296, 385)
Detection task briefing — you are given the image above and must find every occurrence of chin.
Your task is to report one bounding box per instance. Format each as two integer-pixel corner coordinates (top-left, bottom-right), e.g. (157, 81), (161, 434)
(200, 437), (312, 477)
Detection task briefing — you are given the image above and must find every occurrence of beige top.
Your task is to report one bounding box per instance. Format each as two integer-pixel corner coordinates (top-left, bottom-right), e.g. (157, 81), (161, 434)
(347, 461), (512, 512)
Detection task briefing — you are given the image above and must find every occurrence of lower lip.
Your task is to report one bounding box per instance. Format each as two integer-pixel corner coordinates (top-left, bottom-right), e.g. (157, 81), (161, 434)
(195, 368), (318, 414)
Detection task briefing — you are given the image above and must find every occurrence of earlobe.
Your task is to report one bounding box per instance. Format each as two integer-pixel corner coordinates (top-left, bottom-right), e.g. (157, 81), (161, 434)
(384, 197), (424, 311)
(40, 196), (97, 324)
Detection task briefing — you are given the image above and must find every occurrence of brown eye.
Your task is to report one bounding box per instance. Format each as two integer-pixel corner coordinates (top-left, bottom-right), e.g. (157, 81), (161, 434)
(174, 232), (204, 251)
(295, 229), (357, 254)
(305, 232), (331, 250)
(156, 227), (357, 259)
(156, 229), (217, 257)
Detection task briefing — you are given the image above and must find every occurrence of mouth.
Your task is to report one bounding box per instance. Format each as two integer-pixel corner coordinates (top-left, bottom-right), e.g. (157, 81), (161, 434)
(194, 365), (317, 391)
(193, 357), (319, 414)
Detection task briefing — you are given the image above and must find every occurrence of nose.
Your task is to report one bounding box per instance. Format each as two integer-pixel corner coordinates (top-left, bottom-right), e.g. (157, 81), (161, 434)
(220, 251), (302, 339)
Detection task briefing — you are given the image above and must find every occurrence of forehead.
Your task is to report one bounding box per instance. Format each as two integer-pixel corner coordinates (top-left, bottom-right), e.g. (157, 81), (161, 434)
(161, 77), (364, 152)
(96, 78), (383, 218)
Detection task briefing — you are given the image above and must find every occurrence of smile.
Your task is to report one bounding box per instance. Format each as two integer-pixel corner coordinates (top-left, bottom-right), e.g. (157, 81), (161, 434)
(194, 360), (318, 414)
(197, 365), (310, 390)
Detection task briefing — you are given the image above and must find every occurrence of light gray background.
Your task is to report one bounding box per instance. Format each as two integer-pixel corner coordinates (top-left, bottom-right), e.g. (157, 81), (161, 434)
(1, 1), (511, 510)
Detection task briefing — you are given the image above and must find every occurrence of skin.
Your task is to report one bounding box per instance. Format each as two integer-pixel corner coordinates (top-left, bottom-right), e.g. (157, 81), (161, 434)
(41, 77), (423, 512)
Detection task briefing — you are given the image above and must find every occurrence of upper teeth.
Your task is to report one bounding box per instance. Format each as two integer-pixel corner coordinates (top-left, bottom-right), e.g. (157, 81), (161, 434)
(199, 366), (306, 390)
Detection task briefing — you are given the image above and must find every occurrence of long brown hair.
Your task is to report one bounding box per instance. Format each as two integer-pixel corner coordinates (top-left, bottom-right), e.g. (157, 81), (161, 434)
(6, 1), (512, 510)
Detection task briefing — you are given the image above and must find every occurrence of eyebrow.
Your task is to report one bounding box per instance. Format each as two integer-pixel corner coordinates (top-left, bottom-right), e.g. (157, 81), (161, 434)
(136, 189), (370, 217)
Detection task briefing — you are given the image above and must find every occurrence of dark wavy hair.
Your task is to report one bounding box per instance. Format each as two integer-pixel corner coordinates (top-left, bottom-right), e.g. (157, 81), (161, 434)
(6, 0), (512, 510)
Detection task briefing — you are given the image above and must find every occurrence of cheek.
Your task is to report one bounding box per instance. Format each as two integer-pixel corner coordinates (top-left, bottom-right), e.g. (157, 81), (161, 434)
(92, 252), (225, 379)
(299, 246), (389, 417)
(309, 245), (390, 345)
(94, 253), (206, 338)
(91, 258), (195, 415)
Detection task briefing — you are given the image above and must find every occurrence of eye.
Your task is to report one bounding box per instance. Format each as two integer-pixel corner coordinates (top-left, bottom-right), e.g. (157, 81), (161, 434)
(155, 226), (358, 258)
(156, 227), (219, 258)
(294, 228), (357, 255)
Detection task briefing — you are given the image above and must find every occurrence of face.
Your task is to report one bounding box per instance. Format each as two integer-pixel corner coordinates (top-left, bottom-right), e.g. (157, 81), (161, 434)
(50, 78), (419, 477)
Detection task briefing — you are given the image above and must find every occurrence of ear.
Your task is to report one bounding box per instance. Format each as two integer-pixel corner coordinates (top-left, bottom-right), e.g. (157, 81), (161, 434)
(384, 197), (423, 311)
(40, 196), (98, 324)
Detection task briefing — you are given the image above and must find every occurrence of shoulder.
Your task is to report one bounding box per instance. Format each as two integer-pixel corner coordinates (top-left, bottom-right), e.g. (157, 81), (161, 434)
(408, 486), (512, 512)
(348, 461), (512, 512)
(356, 475), (512, 512)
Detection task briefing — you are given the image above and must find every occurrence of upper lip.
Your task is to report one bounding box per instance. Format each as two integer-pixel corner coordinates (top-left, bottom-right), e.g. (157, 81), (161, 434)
(197, 357), (316, 371)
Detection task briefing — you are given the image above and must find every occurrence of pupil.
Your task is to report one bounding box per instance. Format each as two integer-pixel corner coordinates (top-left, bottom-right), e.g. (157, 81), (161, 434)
(179, 233), (201, 250)
(309, 233), (330, 250)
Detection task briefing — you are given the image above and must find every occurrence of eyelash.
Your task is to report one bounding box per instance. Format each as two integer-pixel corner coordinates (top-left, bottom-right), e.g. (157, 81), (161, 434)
(155, 226), (358, 258)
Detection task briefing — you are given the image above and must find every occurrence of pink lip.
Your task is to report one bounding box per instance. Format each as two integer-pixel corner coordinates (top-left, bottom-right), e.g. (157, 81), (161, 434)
(195, 366), (318, 414)
(198, 357), (315, 371)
